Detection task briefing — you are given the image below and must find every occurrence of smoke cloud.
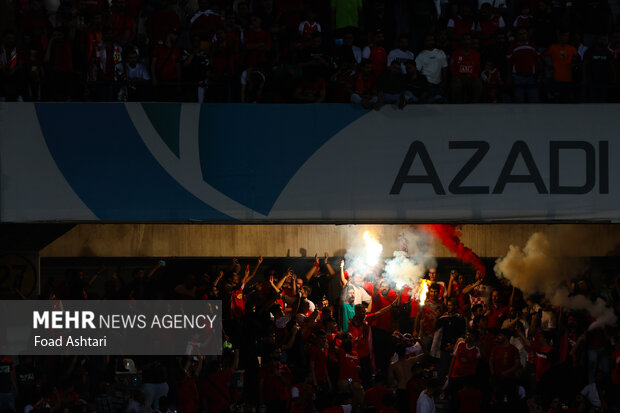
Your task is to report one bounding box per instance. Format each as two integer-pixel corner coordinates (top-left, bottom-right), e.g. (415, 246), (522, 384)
(343, 227), (436, 290)
(382, 229), (437, 289)
(494, 229), (616, 330)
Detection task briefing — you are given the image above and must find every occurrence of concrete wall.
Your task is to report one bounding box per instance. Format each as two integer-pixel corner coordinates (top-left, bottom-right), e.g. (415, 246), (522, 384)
(39, 224), (620, 258)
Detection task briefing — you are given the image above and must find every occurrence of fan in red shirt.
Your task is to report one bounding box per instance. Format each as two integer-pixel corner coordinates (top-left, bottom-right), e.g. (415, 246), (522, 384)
(446, 272), (468, 314)
(230, 257), (262, 319)
(350, 59), (380, 108)
(450, 33), (482, 103)
(259, 345), (294, 412)
(476, 4), (506, 46)
(362, 30), (387, 76)
(211, 25), (241, 80)
(447, 5), (475, 42)
(200, 350), (238, 413)
(44, 27), (78, 100)
(485, 290), (508, 329)
(337, 341), (364, 408)
(371, 280), (398, 373)
(489, 329), (521, 404)
(347, 295), (399, 387)
(109, 0), (136, 45)
(363, 374), (392, 412)
(447, 330), (481, 407)
(146, 0), (181, 44)
(244, 15), (272, 66)
(310, 331), (332, 391)
(177, 357), (202, 413)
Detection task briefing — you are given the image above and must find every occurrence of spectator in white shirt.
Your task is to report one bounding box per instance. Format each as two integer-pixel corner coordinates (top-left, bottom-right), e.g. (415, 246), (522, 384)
(415, 34), (448, 86)
(417, 378), (443, 413)
(387, 34), (415, 74)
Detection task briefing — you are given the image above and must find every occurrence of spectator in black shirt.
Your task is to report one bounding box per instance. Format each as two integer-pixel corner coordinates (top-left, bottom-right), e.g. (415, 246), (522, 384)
(582, 35), (614, 101)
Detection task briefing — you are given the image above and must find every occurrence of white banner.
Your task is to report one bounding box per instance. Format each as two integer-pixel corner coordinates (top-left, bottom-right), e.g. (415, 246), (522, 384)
(1, 103), (618, 222)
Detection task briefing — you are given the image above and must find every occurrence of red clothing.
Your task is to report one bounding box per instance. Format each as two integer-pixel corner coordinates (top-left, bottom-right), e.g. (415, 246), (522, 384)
(147, 9), (180, 43)
(200, 369), (233, 413)
(49, 40), (73, 73)
(489, 343), (519, 376)
(291, 383), (314, 413)
(447, 16), (475, 37)
(421, 300), (443, 336)
(260, 361), (293, 401)
(451, 341), (481, 378)
(338, 349), (361, 382)
(153, 45), (181, 81)
(531, 336), (553, 382)
(244, 29), (271, 66)
(477, 16), (504, 43)
(230, 286), (246, 319)
(310, 345), (329, 384)
(543, 44), (579, 82)
(109, 13), (135, 43)
(212, 30), (241, 80)
(514, 15), (534, 27)
(364, 385), (391, 411)
(457, 387), (483, 413)
(177, 376), (199, 413)
(371, 291), (397, 331)
(451, 48), (481, 78)
(366, 45), (387, 76)
(507, 42), (539, 74)
(353, 73), (378, 95)
(407, 377), (425, 413)
(348, 320), (371, 358)
(299, 21), (321, 37)
(487, 306), (507, 329)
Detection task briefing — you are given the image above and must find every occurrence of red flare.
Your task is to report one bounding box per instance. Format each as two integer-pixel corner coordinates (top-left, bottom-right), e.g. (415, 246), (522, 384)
(421, 224), (486, 277)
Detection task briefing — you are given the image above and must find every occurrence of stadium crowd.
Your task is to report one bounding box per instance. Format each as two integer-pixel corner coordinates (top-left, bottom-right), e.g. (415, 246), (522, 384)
(2, 253), (620, 413)
(0, 0), (620, 103)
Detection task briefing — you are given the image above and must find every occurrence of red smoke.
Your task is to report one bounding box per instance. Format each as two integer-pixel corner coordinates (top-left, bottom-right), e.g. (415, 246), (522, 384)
(421, 224), (486, 276)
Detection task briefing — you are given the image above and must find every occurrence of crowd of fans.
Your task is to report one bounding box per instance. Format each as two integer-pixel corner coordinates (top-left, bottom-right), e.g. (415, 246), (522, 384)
(0, 0), (620, 104)
(2, 253), (620, 413)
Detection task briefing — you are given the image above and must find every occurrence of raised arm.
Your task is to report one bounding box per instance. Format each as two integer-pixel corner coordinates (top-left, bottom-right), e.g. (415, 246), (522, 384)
(305, 254), (320, 281)
(324, 253), (336, 276)
(339, 260), (347, 287)
(214, 270), (225, 287)
(462, 277), (482, 295)
(87, 265), (106, 286)
(241, 264), (252, 285)
(248, 256), (263, 282)
(144, 260), (164, 279)
(275, 273), (291, 291)
(446, 272), (456, 302)
(368, 295), (400, 320)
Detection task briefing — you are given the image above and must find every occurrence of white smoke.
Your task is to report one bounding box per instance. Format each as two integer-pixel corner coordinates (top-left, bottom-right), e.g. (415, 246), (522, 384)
(344, 228), (385, 278)
(343, 227), (436, 293)
(494, 230), (617, 330)
(383, 228), (437, 291)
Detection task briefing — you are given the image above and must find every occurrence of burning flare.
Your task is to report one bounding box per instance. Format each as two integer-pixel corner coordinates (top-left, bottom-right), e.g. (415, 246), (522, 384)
(362, 231), (383, 268)
(419, 280), (430, 306)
